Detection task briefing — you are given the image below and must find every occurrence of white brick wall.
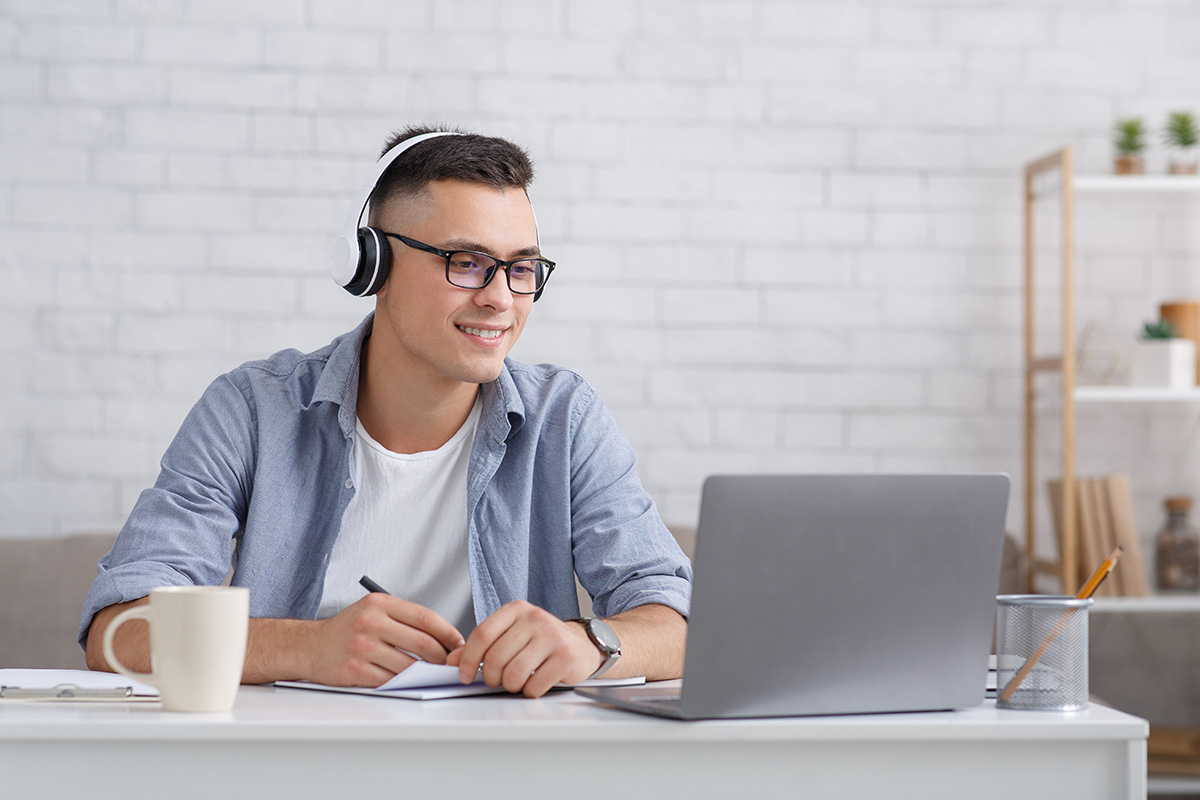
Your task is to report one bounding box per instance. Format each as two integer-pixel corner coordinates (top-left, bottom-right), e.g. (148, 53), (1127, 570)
(4, 0), (1200, 566)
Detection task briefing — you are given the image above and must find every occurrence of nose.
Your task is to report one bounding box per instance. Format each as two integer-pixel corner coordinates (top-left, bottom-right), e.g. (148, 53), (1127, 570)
(473, 267), (515, 311)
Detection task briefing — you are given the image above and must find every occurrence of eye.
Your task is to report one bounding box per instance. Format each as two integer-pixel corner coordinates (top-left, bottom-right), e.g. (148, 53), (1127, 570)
(448, 253), (485, 273)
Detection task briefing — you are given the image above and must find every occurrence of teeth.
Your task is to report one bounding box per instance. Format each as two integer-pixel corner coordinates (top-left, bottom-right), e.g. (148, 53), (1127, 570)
(459, 325), (503, 340)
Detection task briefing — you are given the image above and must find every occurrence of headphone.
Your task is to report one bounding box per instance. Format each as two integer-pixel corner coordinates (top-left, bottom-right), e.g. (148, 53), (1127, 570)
(330, 131), (464, 297)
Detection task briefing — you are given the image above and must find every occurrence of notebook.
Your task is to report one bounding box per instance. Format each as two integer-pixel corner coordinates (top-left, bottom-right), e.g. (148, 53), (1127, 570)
(575, 473), (1010, 720)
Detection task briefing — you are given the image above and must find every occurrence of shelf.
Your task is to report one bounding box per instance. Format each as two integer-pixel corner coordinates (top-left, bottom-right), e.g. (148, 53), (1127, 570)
(1074, 386), (1200, 404)
(1032, 174), (1200, 199)
(1091, 595), (1200, 613)
(1074, 174), (1200, 194)
(1073, 175), (1200, 193)
(1148, 774), (1200, 795)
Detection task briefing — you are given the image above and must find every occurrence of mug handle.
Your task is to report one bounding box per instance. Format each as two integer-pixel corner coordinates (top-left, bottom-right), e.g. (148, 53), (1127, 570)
(101, 605), (159, 687)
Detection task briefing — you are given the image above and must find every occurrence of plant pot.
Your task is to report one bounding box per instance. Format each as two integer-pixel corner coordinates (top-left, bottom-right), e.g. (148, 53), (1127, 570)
(1169, 155), (1199, 175)
(1130, 338), (1196, 388)
(1114, 154), (1145, 175)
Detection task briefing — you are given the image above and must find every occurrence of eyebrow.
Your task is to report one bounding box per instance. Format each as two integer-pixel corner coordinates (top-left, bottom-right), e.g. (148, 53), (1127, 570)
(439, 239), (543, 259)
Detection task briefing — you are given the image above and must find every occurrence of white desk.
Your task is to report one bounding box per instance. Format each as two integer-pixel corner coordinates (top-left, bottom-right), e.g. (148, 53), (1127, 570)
(0, 684), (1147, 800)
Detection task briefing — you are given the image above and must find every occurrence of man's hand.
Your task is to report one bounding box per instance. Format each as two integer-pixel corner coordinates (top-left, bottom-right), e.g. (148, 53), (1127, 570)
(446, 600), (600, 698)
(274, 592), (466, 687)
(89, 593), (467, 687)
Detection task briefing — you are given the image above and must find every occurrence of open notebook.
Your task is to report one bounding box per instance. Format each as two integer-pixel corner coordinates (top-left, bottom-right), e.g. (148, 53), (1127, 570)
(276, 662), (643, 700)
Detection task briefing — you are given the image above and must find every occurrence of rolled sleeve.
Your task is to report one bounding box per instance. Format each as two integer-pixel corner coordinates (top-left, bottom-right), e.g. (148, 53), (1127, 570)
(78, 373), (255, 648)
(567, 390), (692, 620)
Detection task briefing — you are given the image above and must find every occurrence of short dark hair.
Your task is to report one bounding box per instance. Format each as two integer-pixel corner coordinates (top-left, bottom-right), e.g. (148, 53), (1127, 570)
(372, 124), (535, 212)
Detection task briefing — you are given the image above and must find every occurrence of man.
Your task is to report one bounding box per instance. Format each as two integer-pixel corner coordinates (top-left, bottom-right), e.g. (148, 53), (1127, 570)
(82, 126), (691, 698)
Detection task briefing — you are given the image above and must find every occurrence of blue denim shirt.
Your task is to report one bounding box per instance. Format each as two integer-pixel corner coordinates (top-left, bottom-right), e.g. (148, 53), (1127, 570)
(80, 314), (692, 646)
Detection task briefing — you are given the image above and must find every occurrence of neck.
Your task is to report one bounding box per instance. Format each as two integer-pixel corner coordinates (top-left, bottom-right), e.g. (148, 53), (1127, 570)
(356, 335), (480, 454)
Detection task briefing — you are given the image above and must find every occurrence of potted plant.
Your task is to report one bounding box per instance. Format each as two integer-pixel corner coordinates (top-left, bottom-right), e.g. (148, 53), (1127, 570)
(1131, 319), (1196, 388)
(1164, 110), (1199, 175)
(1114, 117), (1147, 174)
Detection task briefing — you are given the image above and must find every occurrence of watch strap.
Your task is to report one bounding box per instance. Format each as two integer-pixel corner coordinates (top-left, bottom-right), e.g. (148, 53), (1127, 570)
(567, 617), (621, 680)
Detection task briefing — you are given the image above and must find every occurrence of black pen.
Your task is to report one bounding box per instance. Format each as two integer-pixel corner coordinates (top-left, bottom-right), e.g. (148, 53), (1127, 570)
(358, 575), (468, 672)
(360, 575), (388, 594)
(358, 575), (425, 662)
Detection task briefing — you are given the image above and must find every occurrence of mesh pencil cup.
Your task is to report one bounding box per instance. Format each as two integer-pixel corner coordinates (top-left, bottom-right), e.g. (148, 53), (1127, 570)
(995, 595), (1092, 711)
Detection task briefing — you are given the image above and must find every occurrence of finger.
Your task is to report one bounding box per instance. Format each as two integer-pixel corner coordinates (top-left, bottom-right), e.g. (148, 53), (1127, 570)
(360, 648), (419, 686)
(517, 649), (574, 698)
(363, 595), (464, 664)
(445, 645), (464, 667)
(380, 596), (466, 654)
(500, 646), (550, 695)
(478, 623), (534, 688)
(457, 604), (521, 683)
(335, 634), (419, 687)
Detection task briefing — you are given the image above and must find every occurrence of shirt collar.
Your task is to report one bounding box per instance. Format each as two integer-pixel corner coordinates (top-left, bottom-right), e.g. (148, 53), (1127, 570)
(312, 311), (526, 441)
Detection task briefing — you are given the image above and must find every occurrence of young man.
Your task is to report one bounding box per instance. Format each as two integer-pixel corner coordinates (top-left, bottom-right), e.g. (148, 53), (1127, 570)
(82, 126), (691, 698)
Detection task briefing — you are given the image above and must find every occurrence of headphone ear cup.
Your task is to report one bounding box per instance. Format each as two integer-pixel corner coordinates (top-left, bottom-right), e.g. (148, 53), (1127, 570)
(344, 227), (391, 297)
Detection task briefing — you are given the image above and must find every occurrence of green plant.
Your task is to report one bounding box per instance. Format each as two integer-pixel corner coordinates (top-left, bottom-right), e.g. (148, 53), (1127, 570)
(1164, 110), (1199, 150)
(1142, 319), (1178, 339)
(1114, 117), (1148, 155)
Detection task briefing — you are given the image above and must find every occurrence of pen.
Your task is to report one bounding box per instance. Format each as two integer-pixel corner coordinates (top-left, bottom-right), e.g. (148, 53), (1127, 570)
(358, 575), (426, 663)
(360, 575), (388, 594)
(998, 546), (1124, 703)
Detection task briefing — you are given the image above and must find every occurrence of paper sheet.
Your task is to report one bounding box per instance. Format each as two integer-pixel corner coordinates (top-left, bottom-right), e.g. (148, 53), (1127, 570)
(275, 663), (645, 701)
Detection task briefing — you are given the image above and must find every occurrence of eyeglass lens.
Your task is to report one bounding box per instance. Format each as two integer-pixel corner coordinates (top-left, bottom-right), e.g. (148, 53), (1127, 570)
(447, 252), (547, 294)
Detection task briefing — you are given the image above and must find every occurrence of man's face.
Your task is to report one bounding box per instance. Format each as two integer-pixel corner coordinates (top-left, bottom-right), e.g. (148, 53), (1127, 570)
(372, 178), (538, 391)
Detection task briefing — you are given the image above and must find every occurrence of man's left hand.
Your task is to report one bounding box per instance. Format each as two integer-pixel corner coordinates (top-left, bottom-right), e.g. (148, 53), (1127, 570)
(446, 600), (600, 698)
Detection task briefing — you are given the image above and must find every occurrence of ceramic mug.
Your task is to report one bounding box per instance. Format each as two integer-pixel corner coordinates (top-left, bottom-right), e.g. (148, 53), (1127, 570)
(102, 585), (249, 712)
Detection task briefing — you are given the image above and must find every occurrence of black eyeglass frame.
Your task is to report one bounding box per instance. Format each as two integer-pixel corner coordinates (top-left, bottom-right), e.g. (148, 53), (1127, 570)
(381, 231), (555, 296)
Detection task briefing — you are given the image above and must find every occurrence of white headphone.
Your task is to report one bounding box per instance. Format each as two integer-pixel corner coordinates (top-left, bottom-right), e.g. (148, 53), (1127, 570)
(329, 131), (463, 297)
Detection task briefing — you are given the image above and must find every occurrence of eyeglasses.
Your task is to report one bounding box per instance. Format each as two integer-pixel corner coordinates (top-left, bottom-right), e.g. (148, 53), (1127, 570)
(381, 232), (554, 296)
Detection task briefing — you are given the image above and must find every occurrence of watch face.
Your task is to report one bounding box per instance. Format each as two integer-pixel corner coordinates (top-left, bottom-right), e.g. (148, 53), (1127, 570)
(588, 618), (620, 653)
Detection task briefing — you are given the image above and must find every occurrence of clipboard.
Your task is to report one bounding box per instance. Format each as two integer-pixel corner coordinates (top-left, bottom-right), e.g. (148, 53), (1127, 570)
(0, 669), (160, 703)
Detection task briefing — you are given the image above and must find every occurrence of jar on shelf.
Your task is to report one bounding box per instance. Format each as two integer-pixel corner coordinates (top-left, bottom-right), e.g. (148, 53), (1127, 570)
(1155, 496), (1200, 591)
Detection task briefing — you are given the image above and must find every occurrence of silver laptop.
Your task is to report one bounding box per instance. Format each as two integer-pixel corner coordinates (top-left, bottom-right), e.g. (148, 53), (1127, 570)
(575, 473), (1010, 719)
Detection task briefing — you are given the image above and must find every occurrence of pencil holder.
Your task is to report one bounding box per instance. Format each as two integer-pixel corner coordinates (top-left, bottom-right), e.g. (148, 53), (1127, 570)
(995, 595), (1092, 711)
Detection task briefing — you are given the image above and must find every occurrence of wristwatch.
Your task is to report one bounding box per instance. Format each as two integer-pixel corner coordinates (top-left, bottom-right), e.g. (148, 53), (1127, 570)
(568, 617), (621, 680)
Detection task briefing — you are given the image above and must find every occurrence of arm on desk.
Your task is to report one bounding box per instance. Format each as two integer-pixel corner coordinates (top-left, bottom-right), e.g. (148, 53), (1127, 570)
(85, 592), (466, 687)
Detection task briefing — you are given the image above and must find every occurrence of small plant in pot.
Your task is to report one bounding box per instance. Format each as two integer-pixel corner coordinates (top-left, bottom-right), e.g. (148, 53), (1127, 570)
(1164, 110), (1199, 175)
(1114, 117), (1147, 174)
(1132, 319), (1196, 388)
(1143, 319), (1177, 340)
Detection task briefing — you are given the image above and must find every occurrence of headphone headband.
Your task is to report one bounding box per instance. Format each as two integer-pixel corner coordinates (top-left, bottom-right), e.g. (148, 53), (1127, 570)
(330, 131), (463, 291)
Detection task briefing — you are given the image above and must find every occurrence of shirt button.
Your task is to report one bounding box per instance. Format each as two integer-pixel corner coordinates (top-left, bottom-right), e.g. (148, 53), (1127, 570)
(344, 479), (353, 489)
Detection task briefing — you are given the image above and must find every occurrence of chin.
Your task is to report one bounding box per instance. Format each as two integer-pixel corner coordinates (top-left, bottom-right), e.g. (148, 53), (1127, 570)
(456, 362), (506, 385)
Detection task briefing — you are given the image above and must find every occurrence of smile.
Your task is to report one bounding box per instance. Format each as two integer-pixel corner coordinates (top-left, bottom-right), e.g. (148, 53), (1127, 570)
(457, 325), (504, 340)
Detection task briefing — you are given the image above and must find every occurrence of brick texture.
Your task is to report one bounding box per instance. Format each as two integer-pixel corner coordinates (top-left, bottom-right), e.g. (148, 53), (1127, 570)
(4, 0), (1200, 554)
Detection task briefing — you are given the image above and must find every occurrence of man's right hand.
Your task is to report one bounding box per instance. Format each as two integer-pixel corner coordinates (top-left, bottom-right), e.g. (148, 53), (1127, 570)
(87, 592), (465, 688)
(298, 592), (465, 687)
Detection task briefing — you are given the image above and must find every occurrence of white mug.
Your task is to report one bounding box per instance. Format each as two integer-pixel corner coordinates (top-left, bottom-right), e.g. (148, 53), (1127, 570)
(102, 586), (249, 712)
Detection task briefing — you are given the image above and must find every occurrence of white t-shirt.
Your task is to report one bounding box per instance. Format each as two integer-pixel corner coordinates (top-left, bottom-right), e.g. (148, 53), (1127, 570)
(316, 396), (481, 636)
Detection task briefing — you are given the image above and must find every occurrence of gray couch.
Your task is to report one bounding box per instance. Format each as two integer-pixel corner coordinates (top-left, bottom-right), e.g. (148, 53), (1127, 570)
(0, 533), (117, 669)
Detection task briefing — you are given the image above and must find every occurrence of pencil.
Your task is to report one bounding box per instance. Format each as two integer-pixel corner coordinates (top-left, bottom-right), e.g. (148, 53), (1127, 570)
(998, 547), (1124, 704)
(1073, 546), (1124, 601)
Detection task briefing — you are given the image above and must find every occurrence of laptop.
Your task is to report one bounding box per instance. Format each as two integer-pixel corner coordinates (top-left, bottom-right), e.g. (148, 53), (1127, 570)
(575, 473), (1010, 720)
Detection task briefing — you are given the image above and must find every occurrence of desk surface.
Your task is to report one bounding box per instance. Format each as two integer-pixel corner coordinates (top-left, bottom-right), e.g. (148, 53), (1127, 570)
(0, 684), (1148, 800)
